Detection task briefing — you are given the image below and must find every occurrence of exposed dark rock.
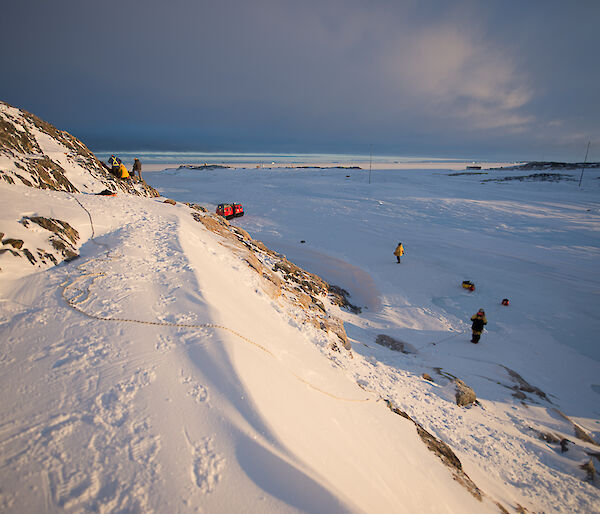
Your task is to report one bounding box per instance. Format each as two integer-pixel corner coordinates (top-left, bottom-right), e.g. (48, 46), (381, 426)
(63, 249), (79, 262)
(185, 202), (207, 212)
(2, 238), (24, 249)
(7, 217), (81, 268)
(554, 409), (599, 446)
(36, 249), (58, 265)
(580, 459), (595, 481)
(25, 216), (79, 244)
(512, 390), (527, 400)
(494, 501), (510, 514)
(561, 439), (571, 453)
(530, 428), (561, 444)
(422, 373), (433, 382)
(375, 334), (417, 354)
(540, 432), (561, 444)
(0, 248), (20, 257)
(328, 284), (362, 313)
(502, 366), (548, 401)
(433, 367), (457, 380)
(163, 198), (176, 205)
(22, 248), (36, 264)
(482, 173), (575, 183)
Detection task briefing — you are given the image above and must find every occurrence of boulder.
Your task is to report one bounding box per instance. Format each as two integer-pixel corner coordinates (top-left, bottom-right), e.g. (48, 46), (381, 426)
(455, 379), (476, 406)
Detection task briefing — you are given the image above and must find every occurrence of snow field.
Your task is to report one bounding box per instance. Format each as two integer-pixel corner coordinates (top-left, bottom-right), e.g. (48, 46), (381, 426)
(1, 185), (498, 512)
(146, 164), (600, 512)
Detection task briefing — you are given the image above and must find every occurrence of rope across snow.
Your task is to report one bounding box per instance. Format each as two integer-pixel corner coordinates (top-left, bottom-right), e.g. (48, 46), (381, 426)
(62, 193), (372, 404)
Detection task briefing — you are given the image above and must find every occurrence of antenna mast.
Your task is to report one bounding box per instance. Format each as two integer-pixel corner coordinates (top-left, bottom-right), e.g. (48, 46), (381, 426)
(368, 145), (372, 184)
(578, 141), (591, 188)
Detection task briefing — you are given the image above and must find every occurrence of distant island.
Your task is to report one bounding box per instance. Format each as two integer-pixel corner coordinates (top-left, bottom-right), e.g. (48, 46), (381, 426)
(178, 164), (230, 170)
(294, 165), (363, 170)
(491, 161), (599, 171)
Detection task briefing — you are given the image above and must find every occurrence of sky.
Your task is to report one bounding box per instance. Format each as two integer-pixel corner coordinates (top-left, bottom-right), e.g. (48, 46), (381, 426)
(2, 0), (599, 161)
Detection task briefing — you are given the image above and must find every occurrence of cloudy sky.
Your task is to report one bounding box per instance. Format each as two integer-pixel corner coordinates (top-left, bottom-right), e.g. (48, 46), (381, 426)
(2, 0), (598, 160)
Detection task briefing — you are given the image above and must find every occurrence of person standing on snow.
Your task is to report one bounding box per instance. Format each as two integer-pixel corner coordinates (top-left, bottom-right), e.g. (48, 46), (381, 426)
(393, 242), (404, 263)
(132, 158), (142, 180)
(470, 309), (487, 344)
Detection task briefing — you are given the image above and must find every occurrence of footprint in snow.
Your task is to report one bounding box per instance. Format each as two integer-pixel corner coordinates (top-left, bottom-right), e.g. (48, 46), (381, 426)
(191, 437), (225, 494)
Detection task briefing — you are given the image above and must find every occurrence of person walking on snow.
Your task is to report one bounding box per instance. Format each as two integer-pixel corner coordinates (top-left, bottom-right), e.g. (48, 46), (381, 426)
(470, 309), (487, 344)
(393, 242), (404, 263)
(132, 158), (142, 180)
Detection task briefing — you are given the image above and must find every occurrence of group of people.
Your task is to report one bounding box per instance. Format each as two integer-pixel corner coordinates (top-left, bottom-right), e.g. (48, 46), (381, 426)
(107, 155), (142, 181)
(392, 242), (489, 344)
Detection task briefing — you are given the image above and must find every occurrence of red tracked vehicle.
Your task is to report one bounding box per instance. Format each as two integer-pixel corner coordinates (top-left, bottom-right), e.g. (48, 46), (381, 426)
(216, 203), (244, 220)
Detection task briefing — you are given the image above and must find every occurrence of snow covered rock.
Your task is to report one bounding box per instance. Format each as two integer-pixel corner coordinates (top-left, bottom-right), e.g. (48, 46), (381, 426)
(0, 101), (161, 274)
(0, 100), (158, 197)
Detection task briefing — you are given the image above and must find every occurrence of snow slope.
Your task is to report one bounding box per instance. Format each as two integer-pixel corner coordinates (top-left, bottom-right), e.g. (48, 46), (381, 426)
(1, 183), (494, 513)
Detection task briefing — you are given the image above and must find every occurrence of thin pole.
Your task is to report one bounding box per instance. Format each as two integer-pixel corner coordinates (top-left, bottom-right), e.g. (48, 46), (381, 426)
(368, 145), (372, 184)
(578, 141), (591, 188)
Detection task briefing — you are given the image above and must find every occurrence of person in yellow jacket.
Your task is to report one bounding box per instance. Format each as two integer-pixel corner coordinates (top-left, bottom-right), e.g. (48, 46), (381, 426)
(470, 309), (487, 344)
(118, 162), (130, 179)
(393, 242), (404, 263)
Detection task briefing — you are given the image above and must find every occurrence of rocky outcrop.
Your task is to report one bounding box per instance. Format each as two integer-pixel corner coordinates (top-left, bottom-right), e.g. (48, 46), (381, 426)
(554, 409), (599, 447)
(433, 368), (477, 407)
(375, 334), (417, 354)
(190, 209), (351, 351)
(2, 216), (80, 267)
(0, 101), (158, 198)
(502, 366), (548, 402)
(384, 399), (483, 501)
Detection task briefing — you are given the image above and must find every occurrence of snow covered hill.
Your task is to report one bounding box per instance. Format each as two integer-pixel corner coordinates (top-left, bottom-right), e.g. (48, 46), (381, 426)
(0, 103), (599, 513)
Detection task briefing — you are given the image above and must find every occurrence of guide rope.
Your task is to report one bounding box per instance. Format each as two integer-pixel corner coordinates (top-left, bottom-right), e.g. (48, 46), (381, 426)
(63, 193), (372, 404)
(414, 329), (467, 351)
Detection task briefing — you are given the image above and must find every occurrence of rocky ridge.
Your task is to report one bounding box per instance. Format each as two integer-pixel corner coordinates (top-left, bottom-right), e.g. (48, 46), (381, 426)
(0, 101), (159, 270)
(0, 101), (157, 197)
(185, 202), (352, 350)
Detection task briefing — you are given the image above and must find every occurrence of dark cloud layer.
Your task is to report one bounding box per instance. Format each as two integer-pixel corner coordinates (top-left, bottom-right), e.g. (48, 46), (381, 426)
(2, 0), (598, 159)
